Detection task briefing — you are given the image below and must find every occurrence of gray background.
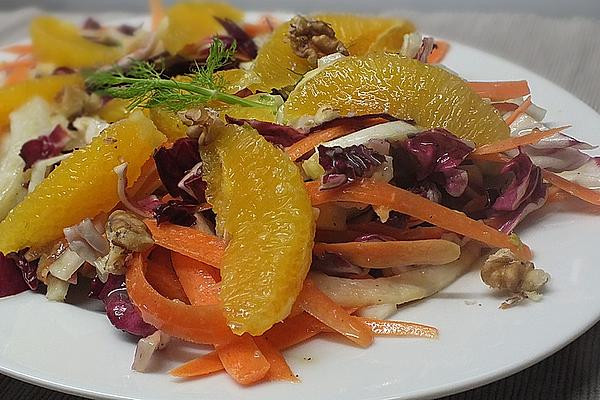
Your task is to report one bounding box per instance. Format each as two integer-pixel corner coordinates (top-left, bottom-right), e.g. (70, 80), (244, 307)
(0, 1), (600, 399)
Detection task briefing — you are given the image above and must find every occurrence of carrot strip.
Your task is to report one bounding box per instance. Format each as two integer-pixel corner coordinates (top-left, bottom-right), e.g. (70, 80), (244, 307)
(243, 16), (278, 38)
(215, 335), (270, 385)
(1, 44), (33, 55)
(469, 152), (511, 163)
(146, 247), (190, 303)
(298, 278), (373, 347)
(286, 117), (389, 161)
(171, 252), (220, 305)
(427, 40), (449, 64)
(126, 253), (235, 344)
(4, 64), (30, 86)
(144, 220), (225, 268)
(148, 0), (165, 32)
(468, 80), (530, 101)
(348, 222), (447, 241)
(472, 126), (569, 156)
(171, 312), (324, 378)
(504, 96), (532, 126)
(307, 180), (532, 260)
(254, 337), (299, 382)
(358, 318), (438, 338)
(314, 229), (363, 243)
(0, 58), (36, 72)
(542, 170), (600, 206)
(128, 157), (161, 200)
(492, 102), (519, 113)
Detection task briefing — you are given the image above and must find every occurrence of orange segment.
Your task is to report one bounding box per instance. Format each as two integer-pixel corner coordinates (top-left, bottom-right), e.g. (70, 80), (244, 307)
(284, 53), (509, 145)
(161, 2), (243, 55)
(368, 22), (416, 53)
(0, 111), (166, 253)
(30, 16), (124, 68)
(0, 74), (83, 127)
(149, 107), (188, 140)
(201, 124), (315, 336)
(249, 14), (415, 92)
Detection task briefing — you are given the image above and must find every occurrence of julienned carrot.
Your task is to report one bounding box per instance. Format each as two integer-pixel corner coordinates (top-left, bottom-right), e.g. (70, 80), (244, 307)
(144, 220), (225, 268)
(171, 252), (220, 305)
(171, 313), (324, 378)
(243, 16), (278, 38)
(492, 102), (519, 113)
(313, 239), (460, 268)
(126, 252), (235, 345)
(1, 44), (33, 55)
(298, 278), (373, 347)
(468, 80), (530, 101)
(469, 152), (511, 163)
(148, 0), (165, 32)
(427, 40), (449, 64)
(254, 337), (299, 382)
(472, 126), (569, 156)
(215, 335), (270, 385)
(146, 247), (190, 303)
(359, 318), (438, 338)
(5, 64), (31, 86)
(504, 96), (532, 126)
(129, 157), (161, 200)
(286, 116), (389, 161)
(307, 180), (532, 260)
(542, 170), (600, 206)
(0, 58), (36, 72)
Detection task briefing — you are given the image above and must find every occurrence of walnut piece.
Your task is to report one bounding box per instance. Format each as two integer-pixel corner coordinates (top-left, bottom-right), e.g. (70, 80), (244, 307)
(288, 15), (349, 67)
(178, 107), (218, 140)
(481, 248), (550, 308)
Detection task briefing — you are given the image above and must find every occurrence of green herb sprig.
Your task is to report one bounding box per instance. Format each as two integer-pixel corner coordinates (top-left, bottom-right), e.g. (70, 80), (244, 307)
(86, 39), (266, 111)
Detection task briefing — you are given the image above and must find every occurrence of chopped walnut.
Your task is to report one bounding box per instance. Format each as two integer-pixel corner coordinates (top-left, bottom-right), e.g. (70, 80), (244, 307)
(178, 107), (219, 140)
(55, 86), (102, 118)
(481, 248), (550, 308)
(99, 210), (154, 275)
(288, 15), (349, 67)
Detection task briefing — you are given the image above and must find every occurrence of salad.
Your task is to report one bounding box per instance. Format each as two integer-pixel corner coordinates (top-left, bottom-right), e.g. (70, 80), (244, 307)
(0, 0), (598, 386)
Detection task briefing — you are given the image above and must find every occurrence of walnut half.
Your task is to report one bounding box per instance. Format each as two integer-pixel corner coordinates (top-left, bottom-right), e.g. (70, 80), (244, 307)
(288, 15), (349, 67)
(481, 248), (550, 308)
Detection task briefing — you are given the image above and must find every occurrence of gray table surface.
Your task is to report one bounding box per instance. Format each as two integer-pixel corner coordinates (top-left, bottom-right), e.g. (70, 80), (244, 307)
(0, 7), (599, 400)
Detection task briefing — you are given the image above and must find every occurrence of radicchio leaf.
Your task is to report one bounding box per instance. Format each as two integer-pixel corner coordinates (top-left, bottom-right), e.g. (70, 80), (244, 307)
(153, 138), (203, 202)
(395, 128), (473, 197)
(6, 250), (39, 291)
(215, 17), (258, 61)
(19, 125), (70, 170)
(89, 274), (156, 337)
(414, 37), (435, 63)
(318, 144), (386, 189)
(177, 162), (206, 203)
(0, 253), (29, 298)
(154, 200), (197, 227)
(225, 116), (306, 147)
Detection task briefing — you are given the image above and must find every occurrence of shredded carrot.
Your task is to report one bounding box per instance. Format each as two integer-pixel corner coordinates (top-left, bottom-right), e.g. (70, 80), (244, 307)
(307, 180), (532, 260)
(144, 220), (225, 268)
(129, 157), (161, 200)
(0, 58), (36, 72)
(469, 152), (511, 163)
(242, 15), (278, 38)
(286, 116), (390, 161)
(492, 102), (519, 113)
(298, 278), (373, 347)
(170, 351), (223, 378)
(148, 0), (165, 32)
(504, 96), (532, 126)
(4, 64), (30, 86)
(126, 252), (235, 345)
(146, 247), (190, 303)
(468, 80), (530, 101)
(546, 185), (570, 203)
(472, 126), (569, 156)
(171, 252), (220, 305)
(215, 334), (270, 385)
(542, 170), (600, 206)
(427, 40), (449, 64)
(0, 44), (33, 55)
(254, 337), (299, 382)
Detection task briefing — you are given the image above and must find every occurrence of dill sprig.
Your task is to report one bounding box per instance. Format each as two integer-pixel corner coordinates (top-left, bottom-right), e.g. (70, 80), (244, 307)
(86, 38), (266, 111)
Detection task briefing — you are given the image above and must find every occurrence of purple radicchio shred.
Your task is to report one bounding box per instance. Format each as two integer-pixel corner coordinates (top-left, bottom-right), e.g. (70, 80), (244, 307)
(19, 125), (70, 170)
(89, 274), (157, 337)
(177, 162), (207, 202)
(0, 253), (30, 298)
(53, 66), (76, 75)
(215, 17), (258, 61)
(225, 116), (306, 147)
(154, 200), (198, 227)
(6, 250), (39, 291)
(153, 138), (204, 202)
(318, 144), (386, 190)
(415, 37), (435, 63)
(82, 17), (102, 30)
(394, 128), (473, 198)
(311, 253), (368, 278)
(117, 24), (138, 36)
(492, 153), (544, 212)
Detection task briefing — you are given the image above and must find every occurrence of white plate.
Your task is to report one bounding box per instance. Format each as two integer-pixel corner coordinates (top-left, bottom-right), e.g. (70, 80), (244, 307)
(1, 12), (600, 400)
